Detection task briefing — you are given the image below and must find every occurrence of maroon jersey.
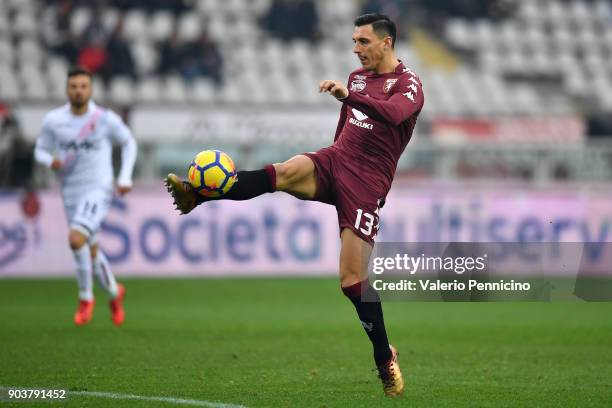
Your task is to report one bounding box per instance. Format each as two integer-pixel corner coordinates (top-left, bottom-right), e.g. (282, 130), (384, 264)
(331, 61), (424, 194)
(303, 61), (424, 244)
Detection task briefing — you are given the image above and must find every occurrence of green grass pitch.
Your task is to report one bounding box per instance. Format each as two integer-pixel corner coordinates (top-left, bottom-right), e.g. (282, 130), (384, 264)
(0, 278), (610, 407)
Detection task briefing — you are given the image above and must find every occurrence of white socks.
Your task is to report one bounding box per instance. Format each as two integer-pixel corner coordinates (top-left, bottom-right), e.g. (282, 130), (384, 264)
(93, 250), (118, 299)
(73, 244), (93, 301)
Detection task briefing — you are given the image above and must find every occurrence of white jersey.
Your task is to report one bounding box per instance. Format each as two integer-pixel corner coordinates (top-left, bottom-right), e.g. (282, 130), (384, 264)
(34, 101), (137, 198)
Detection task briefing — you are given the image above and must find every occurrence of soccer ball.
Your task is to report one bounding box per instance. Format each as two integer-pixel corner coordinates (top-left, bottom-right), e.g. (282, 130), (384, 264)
(188, 150), (237, 197)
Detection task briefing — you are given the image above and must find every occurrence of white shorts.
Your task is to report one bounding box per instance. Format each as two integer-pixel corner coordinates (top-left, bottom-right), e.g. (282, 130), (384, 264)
(63, 188), (112, 244)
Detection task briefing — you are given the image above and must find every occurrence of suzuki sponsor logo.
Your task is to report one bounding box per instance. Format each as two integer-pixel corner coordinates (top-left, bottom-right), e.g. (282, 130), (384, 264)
(349, 118), (374, 129)
(352, 108), (368, 121)
(349, 109), (373, 129)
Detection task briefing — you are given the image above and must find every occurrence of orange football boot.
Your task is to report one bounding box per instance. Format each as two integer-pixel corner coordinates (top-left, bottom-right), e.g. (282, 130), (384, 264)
(110, 284), (126, 326)
(74, 299), (95, 325)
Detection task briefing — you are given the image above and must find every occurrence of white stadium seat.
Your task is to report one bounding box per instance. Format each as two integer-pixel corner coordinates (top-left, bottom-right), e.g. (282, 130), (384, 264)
(12, 10), (38, 38)
(70, 8), (91, 38)
(445, 18), (473, 50)
(20, 66), (49, 101)
(136, 78), (162, 103)
(109, 76), (134, 105)
(132, 40), (158, 76)
(91, 76), (107, 102)
(123, 10), (148, 42)
(164, 76), (187, 104)
(0, 65), (20, 101)
(17, 39), (43, 67)
(177, 13), (201, 42)
(0, 40), (14, 66)
(188, 78), (216, 104)
(149, 11), (174, 43)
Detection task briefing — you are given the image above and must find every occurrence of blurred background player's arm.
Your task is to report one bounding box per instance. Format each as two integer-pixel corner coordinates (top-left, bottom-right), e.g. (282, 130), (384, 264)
(108, 111), (137, 195)
(343, 77), (424, 126)
(34, 115), (62, 170)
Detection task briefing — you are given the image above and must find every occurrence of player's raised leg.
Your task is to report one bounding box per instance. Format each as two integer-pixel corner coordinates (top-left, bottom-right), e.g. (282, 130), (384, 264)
(91, 243), (125, 326)
(164, 154), (317, 214)
(69, 228), (95, 325)
(339, 228), (404, 396)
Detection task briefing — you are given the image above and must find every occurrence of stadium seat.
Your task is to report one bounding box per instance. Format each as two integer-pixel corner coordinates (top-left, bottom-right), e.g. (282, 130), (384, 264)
(19, 66), (48, 101)
(518, 0), (543, 27)
(12, 10), (38, 38)
(109, 76), (134, 105)
(136, 78), (162, 103)
(0, 65), (20, 101)
(473, 20), (494, 52)
(164, 76), (188, 104)
(568, 0), (593, 29)
(46, 58), (69, 101)
(445, 18), (473, 50)
(177, 14), (201, 42)
(16, 39), (43, 68)
(123, 10), (148, 43)
(6, 0), (36, 14)
(149, 11), (174, 43)
(188, 78), (216, 104)
(92, 76), (107, 103)
(218, 81), (242, 104)
(70, 8), (91, 38)
(250, 0), (273, 17)
(0, 9), (9, 37)
(101, 8), (119, 33)
(207, 17), (226, 43)
(0, 40), (14, 66)
(132, 40), (157, 76)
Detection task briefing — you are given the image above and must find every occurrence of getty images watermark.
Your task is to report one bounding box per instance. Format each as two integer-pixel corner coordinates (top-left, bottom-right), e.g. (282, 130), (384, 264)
(364, 243), (612, 302)
(372, 252), (531, 292)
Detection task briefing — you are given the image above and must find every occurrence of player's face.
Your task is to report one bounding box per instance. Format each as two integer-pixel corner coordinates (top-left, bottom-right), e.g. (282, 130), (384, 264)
(66, 75), (92, 108)
(352, 25), (387, 71)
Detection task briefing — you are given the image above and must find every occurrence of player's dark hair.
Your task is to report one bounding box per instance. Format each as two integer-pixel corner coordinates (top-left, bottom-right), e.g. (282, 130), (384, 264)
(67, 66), (93, 80)
(354, 13), (397, 48)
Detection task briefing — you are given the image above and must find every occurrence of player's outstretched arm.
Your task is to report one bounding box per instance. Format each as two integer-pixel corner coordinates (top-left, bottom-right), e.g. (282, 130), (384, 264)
(320, 77), (424, 126)
(344, 89), (423, 126)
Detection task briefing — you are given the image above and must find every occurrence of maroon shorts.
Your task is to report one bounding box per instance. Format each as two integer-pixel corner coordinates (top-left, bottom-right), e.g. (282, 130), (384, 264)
(304, 147), (386, 245)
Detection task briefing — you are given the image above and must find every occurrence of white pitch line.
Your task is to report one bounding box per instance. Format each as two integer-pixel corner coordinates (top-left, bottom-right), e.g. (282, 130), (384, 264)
(0, 387), (248, 408)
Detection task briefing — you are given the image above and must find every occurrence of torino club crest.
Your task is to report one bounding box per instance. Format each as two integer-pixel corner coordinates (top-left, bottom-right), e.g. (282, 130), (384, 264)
(383, 78), (398, 93)
(350, 79), (366, 92)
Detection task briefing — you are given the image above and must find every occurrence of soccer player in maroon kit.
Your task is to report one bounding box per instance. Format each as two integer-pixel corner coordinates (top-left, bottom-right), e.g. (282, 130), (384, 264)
(165, 13), (423, 397)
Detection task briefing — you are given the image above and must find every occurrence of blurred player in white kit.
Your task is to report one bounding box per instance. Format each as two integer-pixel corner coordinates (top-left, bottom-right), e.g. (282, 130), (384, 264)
(34, 66), (137, 326)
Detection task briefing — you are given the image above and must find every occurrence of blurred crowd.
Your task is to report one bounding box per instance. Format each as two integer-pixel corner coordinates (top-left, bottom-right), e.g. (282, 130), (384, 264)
(45, 0), (222, 84)
(40, 0), (519, 85)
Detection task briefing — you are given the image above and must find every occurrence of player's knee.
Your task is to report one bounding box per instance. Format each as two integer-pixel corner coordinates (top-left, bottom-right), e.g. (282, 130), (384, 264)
(273, 162), (298, 189)
(339, 264), (363, 289)
(274, 156), (314, 190)
(68, 230), (88, 250)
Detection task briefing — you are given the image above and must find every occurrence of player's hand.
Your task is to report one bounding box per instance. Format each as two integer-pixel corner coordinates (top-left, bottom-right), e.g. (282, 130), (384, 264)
(50, 158), (63, 170)
(319, 80), (348, 100)
(116, 185), (132, 196)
